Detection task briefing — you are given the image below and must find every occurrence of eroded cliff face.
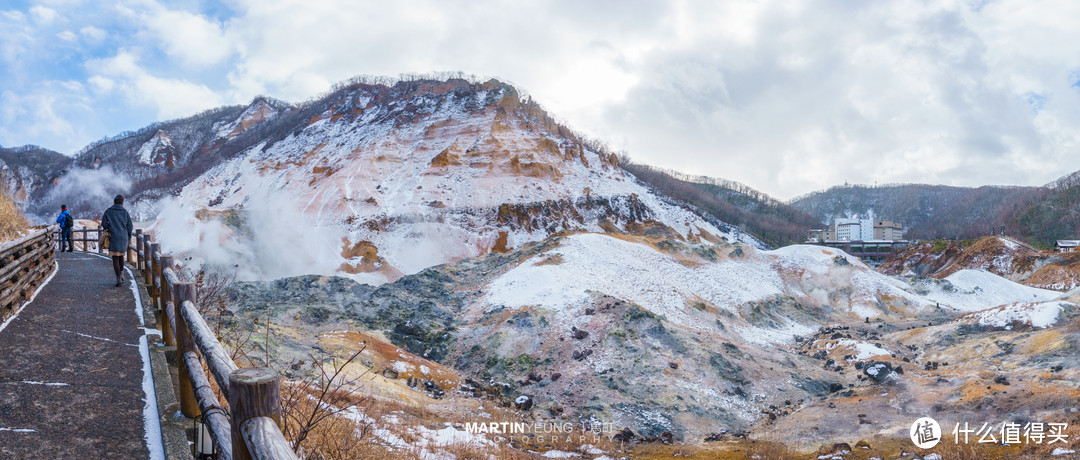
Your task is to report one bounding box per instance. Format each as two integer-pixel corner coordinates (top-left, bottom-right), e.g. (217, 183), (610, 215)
(881, 236), (1080, 291)
(170, 79), (760, 282)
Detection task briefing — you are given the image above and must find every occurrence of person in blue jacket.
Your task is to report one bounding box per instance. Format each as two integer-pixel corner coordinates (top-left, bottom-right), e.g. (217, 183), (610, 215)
(101, 195), (133, 287)
(56, 204), (74, 252)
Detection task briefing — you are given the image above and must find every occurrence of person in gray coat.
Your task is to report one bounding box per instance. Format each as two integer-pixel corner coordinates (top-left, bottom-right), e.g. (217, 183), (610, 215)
(101, 194), (133, 287)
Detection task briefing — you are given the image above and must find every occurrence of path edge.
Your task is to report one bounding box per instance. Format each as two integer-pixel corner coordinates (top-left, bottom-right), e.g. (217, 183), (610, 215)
(134, 264), (189, 460)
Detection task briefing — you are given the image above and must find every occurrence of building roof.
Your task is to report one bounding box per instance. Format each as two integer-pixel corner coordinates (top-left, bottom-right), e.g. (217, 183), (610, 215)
(1057, 240), (1080, 247)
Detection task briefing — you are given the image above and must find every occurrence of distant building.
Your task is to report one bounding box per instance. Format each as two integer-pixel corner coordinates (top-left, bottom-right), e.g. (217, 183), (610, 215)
(806, 213), (907, 264)
(874, 221), (904, 240)
(1057, 240), (1080, 252)
(813, 212), (905, 243)
(834, 217), (861, 242)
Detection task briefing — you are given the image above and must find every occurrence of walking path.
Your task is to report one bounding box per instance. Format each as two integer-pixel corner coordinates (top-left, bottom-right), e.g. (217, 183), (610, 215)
(0, 252), (161, 458)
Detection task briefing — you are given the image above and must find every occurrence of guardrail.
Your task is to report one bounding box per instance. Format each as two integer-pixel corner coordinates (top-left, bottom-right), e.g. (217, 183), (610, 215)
(0, 226), (57, 320)
(55, 226), (297, 460)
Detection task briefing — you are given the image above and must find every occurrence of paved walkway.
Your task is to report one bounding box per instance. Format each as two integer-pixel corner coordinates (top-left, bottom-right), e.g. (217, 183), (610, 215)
(0, 252), (153, 458)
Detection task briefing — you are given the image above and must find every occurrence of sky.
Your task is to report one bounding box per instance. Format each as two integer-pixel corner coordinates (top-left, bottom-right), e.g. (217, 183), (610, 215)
(2, 0), (1079, 200)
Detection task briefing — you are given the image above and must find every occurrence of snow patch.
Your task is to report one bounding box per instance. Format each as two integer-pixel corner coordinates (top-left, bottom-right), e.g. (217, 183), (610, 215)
(971, 301), (1071, 329)
(923, 269), (1061, 312)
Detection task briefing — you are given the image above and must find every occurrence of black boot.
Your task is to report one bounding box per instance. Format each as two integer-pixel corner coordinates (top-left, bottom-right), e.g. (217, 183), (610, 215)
(115, 275), (122, 287)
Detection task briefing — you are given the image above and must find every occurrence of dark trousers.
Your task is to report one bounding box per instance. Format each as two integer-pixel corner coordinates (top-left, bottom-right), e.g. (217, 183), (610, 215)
(112, 255), (125, 278)
(61, 227), (73, 251)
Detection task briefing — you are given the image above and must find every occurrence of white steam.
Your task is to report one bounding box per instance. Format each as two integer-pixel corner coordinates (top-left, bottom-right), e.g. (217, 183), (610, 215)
(153, 192), (349, 282)
(38, 166), (132, 221)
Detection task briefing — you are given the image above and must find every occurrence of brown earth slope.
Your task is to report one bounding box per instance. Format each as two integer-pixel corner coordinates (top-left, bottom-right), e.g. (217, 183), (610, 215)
(879, 236), (1080, 290)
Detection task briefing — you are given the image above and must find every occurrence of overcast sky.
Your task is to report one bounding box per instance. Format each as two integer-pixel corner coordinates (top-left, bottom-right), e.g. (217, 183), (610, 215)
(2, 0), (1079, 199)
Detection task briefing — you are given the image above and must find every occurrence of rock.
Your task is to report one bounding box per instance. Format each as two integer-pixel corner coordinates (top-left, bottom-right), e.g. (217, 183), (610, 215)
(548, 404), (563, 416)
(831, 442), (851, 453)
(994, 375), (1010, 386)
(612, 427), (636, 443)
(407, 376), (420, 388)
(855, 440), (871, 449)
(382, 368), (399, 379)
(828, 382), (844, 393)
(704, 432), (725, 442)
(659, 431), (674, 444)
(1052, 365), (1064, 372)
(528, 371), (542, 382)
(424, 380), (445, 398)
(550, 372), (561, 381)
(863, 361), (899, 384)
(668, 362), (679, 370)
(514, 395), (534, 410)
(571, 327), (589, 340)
(584, 308), (595, 315)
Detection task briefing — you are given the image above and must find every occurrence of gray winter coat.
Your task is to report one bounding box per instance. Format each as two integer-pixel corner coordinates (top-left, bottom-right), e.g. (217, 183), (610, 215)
(101, 204), (133, 252)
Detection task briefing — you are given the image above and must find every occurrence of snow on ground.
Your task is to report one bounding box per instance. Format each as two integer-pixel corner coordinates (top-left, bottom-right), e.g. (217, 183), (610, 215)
(970, 301), (1073, 329)
(767, 244), (867, 272)
(829, 339), (891, 360)
(483, 234), (933, 345)
(924, 269), (1061, 312)
(483, 233), (785, 334)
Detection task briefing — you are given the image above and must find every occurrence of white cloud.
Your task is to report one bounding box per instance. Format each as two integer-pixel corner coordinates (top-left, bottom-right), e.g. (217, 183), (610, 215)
(28, 5), (58, 23)
(87, 50), (225, 119)
(80, 25), (106, 42)
(4, 0), (1080, 198)
(0, 85), (81, 149)
(137, 4), (234, 67)
(57, 30), (77, 42)
(0, 10), (33, 63)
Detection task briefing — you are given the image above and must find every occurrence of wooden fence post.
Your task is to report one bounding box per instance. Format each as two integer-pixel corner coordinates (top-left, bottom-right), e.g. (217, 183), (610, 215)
(229, 367), (282, 460)
(135, 229), (144, 269)
(159, 255), (174, 346)
(148, 243), (160, 313)
(174, 283), (201, 418)
(143, 238), (153, 285)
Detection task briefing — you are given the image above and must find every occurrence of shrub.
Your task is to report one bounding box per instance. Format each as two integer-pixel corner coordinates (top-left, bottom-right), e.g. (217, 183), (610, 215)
(0, 189), (28, 241)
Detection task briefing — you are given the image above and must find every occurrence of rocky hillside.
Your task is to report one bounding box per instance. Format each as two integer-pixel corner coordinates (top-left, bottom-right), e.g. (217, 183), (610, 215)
(227, 229), (1079, 450)
(156, 78), (762, 282)
(0, 145), (70, 206)
(3, 77), (769, 282)
(790, 181), (1080, 248)
(879, 236), (1080, 291)
(621, 162), (821, 248)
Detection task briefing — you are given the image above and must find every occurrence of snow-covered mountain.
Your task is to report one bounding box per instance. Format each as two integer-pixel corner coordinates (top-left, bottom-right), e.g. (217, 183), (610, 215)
(4, 77), (767, 281)
(154, 79), (761, 282)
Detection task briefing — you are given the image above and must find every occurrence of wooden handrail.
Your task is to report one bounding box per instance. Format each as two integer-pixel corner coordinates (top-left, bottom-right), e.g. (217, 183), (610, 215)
(43, 226), (297, 458)
(132, 232), (296, 460)
(1, 227), (56, 318)
(183, 351), (234, 460)
(181, 300), (239, 399)
(240, 417), (295, 460)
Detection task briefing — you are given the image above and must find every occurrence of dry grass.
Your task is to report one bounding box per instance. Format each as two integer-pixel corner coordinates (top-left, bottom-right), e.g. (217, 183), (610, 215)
(0, 189), (28, 241)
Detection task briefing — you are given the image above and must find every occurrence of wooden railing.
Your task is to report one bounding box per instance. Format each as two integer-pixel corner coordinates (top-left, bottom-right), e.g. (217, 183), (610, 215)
(0, 226), (56, 320)
(56, 227), (297, 460)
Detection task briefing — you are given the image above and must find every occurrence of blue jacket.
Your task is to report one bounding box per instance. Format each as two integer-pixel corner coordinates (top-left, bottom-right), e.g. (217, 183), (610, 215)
(56, 210), (72, 229)
(101, 204), (133, 251)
